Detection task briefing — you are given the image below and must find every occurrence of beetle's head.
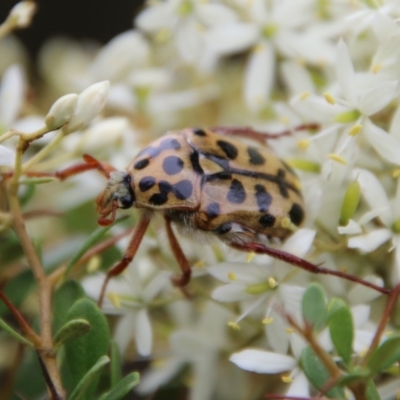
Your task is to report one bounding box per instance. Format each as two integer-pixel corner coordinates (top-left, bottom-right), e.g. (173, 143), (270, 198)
(96, 171), (135, 226)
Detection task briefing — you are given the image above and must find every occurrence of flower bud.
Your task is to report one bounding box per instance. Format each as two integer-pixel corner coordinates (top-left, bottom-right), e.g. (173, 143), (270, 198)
(339, 180), (361, 226)
(45, 93), (78, 130)
(8, 1), (37, 29)
(64, 81), (109, 134)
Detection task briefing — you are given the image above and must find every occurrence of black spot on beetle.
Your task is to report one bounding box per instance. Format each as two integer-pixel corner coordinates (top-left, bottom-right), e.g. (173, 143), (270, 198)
(248, 147), (266, 166)
(259, 213), (276, 227)
(289, 203), (304, 226)
(133, 158), (150, 170)
(227, 179), (246, 204)
(172, 180), (193, 200)
(216, 222), (232, 235)
(206, 202), (220, 219)
(254, 184), (272, 212)
(163, 155), (184, 175)
(149, 181), (172, 206)
(217, 140), (238, 160)
(190, 151), (203, 174)
(149, 193), (168, 206)
(160, 138), (181, 151)
(276, 169), (289, 198)
(193, 128), (207, 137)
(139, 176), (156, 192)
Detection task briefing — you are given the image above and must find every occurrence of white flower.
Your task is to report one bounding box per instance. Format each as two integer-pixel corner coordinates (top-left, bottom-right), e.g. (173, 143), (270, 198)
(82, 259), (172, 357)
(0, 64), (25, 130)
(205, 0), (336, 112)
(339, 168), (400, 284)
(136, 0), (237, 67)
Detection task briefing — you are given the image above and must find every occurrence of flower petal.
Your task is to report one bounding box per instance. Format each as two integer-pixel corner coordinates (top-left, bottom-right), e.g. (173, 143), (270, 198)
(230, 349), (296, 373)
(244, 41), (274, 112)
(348, 228), (392, 252)
(205, 23), (258, 55)
(352, 166), (392, 226)
(134, 309), (152, 356)
(364, 119), (400, 166)
(336, 39), (357, 105)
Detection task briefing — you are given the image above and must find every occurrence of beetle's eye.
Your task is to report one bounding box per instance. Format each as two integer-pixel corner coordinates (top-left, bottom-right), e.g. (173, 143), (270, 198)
(118, 195), (134, 209)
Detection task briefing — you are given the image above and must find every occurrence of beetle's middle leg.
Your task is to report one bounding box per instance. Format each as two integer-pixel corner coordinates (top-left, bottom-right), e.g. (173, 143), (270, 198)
(97, 214), (151, 307)
(210, 124), (319, 144)
(164, 216), (192, 287)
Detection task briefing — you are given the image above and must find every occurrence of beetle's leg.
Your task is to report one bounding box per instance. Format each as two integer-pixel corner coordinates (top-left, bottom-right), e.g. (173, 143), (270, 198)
(98, 214), (151, 307)
(55, 154), (116, 180)
(164, 216), (192, 287)
(231, 241), (390, 296)
(4, 154), (117, 181)
(210, 124), (319, 144)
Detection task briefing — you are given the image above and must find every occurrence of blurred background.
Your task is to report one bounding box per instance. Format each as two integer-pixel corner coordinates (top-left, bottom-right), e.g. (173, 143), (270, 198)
(0, 0), (145, 64)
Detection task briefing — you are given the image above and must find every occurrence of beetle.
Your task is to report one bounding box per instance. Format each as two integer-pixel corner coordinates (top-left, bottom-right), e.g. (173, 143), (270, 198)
(55, 125), (389, 304)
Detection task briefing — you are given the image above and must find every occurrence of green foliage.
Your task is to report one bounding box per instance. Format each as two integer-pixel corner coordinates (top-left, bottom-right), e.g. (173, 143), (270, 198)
(63, 298), (110, 399)
(328, 298), (354, 364)
(301, 346), (345, 399)
(302, 283), (326, 332)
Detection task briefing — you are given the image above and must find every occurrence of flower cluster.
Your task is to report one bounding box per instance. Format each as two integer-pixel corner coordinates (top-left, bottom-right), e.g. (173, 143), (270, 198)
(1, 0), (400, 399)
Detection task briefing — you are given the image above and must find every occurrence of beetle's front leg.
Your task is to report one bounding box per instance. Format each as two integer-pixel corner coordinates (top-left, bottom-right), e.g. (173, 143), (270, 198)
(97, 214), (151, 307)
(210, 124), (319, 144)
(164, 216), (192, 287)
(231, 241), (390, 296)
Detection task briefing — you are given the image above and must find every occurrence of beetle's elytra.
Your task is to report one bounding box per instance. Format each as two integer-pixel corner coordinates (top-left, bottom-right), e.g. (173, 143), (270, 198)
(97, 127), (305, 244)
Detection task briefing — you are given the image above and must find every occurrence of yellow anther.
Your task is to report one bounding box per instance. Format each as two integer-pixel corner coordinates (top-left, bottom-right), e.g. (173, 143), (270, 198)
(281, 375), (293, 383)
(281, 217), (291, 228)
(108, 292), (121, 308)
(228, 272), (237, 281)
(86, 256), (100, 273)
(286, 327), (294, 334)
(348, 123), (362, 136)
(228, 321), (241, 330)
(280, 116), (290, 124)
(299, 91), (310, 100)
(193, 260), (205, 268)
(371, 64), (382, 74)
(268, 277), (277, 288)
(297, 139), (310, 149)
(253, 43), (265, 53)
(392, 169), (400, 178)
(323, 92), (335, 105)
(262, 317), (274, 324)
(155, 28), (170, 43)
(246, 252), (255, 263)
(328, 153), (347, 165)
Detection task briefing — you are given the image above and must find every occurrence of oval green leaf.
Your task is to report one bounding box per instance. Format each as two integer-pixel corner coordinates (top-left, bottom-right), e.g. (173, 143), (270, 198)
(328, 299), (353, 365)
(367, 334), (400, 374)
(99, 372), (140, 400)
(302, 283), (326, 332)
(63, 298), (110, 399)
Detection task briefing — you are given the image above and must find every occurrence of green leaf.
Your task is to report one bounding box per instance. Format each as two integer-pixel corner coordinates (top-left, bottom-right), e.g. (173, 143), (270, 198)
(110, 341), (122, 388)
(301, 346), (345, 399)
(328, 299), (353, 364)
(53, 318), (91, 349)
(0, 270), (35, 316)
(64, 216), (128, 278)
(302, 283), (326, 332)
(366, 379), (380, 400)
(63, 299), (110, 399)
(338, 368), (370, 386)
(68, 355), (110, 400)
(98, 372), (140, 400)
(0, 317), (33, 348)
(367, 334), (400, 374)
(52, 280), (86, 334)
